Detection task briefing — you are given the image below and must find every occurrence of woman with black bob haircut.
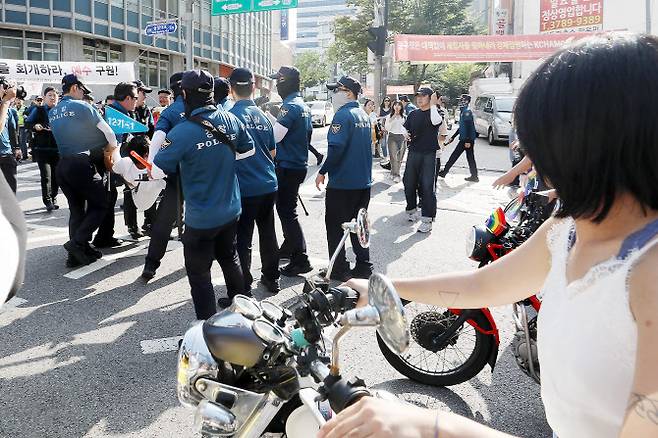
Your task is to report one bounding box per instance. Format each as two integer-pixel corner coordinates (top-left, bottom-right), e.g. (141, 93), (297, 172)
(318, 33), (658, 438)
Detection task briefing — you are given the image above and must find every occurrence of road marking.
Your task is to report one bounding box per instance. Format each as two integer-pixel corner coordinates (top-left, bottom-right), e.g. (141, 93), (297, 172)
(140, 336), (183, 354)
(1, 297), (27, 311)
(27, 232), (70, 244)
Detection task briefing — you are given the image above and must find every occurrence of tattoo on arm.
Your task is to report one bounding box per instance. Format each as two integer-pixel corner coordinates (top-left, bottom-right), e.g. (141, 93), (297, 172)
(628, 393), (658, 425)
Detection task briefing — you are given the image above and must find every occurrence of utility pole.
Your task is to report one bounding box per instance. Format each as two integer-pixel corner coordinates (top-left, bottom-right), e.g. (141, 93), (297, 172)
(646, 0), (652, 34)
(184, 0), (194, 70)
(371, 0), (388, 105)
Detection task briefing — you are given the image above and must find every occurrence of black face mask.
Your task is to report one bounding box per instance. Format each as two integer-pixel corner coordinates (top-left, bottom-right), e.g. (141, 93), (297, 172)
(183, 89), (214, 117)
(276, 78), (299, 100)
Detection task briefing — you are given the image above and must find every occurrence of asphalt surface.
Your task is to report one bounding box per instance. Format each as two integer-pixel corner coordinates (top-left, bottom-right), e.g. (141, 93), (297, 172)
(0, 127), (551, 438)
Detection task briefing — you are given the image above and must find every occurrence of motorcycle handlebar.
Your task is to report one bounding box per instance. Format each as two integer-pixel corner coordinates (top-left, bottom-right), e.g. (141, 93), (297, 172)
(310, 359), (330, 382)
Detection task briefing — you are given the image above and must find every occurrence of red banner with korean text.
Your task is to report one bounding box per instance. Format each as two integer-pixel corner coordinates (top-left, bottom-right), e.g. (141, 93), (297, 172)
(394, 33), (592, 64)
(540, 0), (603, 34)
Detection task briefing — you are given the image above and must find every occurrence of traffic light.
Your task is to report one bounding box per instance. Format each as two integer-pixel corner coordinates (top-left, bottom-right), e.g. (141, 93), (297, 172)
(367, 26), (387, 57)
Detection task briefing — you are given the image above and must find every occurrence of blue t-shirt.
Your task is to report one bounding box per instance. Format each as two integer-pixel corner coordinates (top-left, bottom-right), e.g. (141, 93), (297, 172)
(229, 100), (277, 198)
(154, 106), (255, 229)
(0, 108), (17, 155)
(275, 92), (312, 170)
(50, 96), (107, 156)
(458, 106), (477, 141)
(155, 95), (186, 134)
(320, 101), (372, 190)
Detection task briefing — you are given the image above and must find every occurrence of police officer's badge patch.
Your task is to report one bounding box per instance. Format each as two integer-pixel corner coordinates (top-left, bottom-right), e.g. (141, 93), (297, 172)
(279, 107), (289, 117)
(331, 124), (342, 134)
(161, 138), (172, 149)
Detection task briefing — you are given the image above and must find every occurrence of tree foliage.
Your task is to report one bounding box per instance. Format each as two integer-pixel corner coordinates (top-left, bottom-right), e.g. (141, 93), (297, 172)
(330, 0), (481, 86)
(294, 51), (331, 89)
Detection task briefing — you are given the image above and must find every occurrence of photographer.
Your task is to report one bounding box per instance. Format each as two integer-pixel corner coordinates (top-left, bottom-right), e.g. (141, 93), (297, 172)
(0, 84), (21, 193)
(25, 87), (60, 211)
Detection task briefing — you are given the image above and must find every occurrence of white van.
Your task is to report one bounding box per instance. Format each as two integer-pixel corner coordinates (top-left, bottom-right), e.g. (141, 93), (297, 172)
(473, 94), (516, 144)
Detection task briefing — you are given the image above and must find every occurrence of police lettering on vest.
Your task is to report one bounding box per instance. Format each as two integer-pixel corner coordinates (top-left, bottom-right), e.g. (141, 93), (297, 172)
(49, 95), (108, 156)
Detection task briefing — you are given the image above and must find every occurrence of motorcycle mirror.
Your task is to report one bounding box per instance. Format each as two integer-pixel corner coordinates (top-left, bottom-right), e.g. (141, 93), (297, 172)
(342, 208), (370, 248)
(368, 273), (409, 355)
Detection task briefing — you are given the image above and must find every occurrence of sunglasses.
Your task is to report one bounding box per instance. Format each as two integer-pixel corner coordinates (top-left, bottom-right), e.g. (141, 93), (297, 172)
(332, 87), (350, 94)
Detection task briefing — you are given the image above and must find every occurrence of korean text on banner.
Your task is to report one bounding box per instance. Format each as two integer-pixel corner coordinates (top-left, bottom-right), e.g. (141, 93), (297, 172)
(540, 0), (603, 34)
(0, 59), (136, 84)
(394, 33), (593, 64)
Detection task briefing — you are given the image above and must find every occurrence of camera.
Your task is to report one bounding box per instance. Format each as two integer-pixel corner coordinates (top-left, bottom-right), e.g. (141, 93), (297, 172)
(0, 77), (28, 101)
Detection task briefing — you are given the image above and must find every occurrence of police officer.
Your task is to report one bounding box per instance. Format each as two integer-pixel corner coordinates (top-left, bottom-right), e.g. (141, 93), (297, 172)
(133, 79), (155, 138)
(141, 72), (185, 280)
(269, 65), (313, 276)
(228, 68), (280, 294)
(213, 76), (233, 111)
(315, 76), (373, 281)
(50, 74), (118, 266)
(152, 69), (255, 318)
(438, 94), (478, 182)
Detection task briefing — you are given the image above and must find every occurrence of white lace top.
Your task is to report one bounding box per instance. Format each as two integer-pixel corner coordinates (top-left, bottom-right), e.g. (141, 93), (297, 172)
(538, 218), (657, 438)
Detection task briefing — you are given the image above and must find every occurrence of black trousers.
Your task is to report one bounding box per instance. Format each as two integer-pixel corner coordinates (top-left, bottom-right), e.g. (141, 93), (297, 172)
(0, 155), (17, 194)
(123, 187), (157, 231)
(36, 154), (59, 205)
(237, 191), (279, 289)
(325, 187), (371, 275)
(275, 166), (309, 264)
(94, 183), (118, 243)
(403, 151), (437, 219)
(183, 220), (244, 320)
(57, 155), (107, 245)
(443, 139), (478, 178)
(145, 176), (181, 270)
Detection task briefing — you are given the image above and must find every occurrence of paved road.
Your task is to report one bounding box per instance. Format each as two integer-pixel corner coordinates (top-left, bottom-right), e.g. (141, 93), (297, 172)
(0, 128), (550, 437)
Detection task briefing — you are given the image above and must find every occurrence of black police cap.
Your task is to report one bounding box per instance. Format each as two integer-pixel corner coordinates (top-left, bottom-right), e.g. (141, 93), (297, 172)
(327, 76), (362, 97)
(181, 70), (213, 93)
(268, 66), (300, 82)
(230, 68), (254, 86)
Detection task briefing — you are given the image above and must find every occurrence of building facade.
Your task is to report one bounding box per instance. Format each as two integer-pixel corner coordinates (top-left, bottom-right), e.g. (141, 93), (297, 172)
(294, 0), (353, 54)
(0, 0), (273, 91)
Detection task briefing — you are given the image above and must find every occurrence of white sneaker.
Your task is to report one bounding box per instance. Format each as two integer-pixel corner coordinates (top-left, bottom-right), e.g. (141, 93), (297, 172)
(417, 218), (433, 233)
(406, 209), (418, 222)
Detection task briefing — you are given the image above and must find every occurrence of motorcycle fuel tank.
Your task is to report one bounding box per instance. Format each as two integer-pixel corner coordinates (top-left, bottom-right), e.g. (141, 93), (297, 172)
(203, 310), (267, 367)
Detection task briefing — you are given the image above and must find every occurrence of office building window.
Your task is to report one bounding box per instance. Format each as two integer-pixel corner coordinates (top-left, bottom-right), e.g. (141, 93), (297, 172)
(83, 38), (122, 62)
(6, 11), (27, 24)
(31, 0), (50, 8)
(139, 51), (169, 89)
(27, 40), (60, 61)
(53, 0), (71, 10)
(53, 16), (72, 29)
(0, 36), (23, 60)
(30, 14), (51, 27)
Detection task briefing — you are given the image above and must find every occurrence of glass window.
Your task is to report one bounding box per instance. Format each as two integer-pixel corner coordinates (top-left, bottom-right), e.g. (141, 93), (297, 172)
(83, 47), (95, 61)
(127, 31), (140, 43)
(76, 20), (93, 33)
(126, 0), (139, 12)
(111, 27), (123, 39)
(97, 51), (109, 62)
(156, 39), (166, 49)
(53, 0), (71, 12)
(149, 59), (158, 86)
(5, 0), (25, 4)
(96, 24), (109, 37)
(168, 0), (178, 15)
(95, 2), (109, 20)
(32, 0), (50, 8)
(111, 6), (124, 24)
(53, 16), (72, 29)
(203, 32), (211, 46)
(110, 51), (121, 62)
(194, 30), (200, 44)
(30, 14), (50, 27)
(203, 48), (211, 59)
(127, 12), (139, 27)
(6, 11), (27, 24)
(76, 0), (92, 15)
(167, 40), (179, 51)
(0, 36), (23, 60)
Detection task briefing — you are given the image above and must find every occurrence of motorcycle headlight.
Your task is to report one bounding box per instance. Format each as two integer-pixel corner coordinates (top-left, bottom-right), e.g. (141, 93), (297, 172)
(177, 321), (220, 408)
(466, 225), (495, 262)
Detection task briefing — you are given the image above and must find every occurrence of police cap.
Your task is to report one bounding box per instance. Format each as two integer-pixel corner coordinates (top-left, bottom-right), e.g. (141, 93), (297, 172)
(230, 68), (254, 86)
(268, 66), (300, 82)
(61, 74), (91, 94)
(327, 76), (362, 97)
(133, 79), (153, 93)
(181, 70), (214, 94)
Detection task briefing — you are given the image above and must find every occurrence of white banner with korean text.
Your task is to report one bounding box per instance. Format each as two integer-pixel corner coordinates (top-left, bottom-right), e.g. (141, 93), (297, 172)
(0, 59), (135, 84)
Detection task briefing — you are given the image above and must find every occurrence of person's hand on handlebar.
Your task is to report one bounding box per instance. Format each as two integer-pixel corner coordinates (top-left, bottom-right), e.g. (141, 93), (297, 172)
(343, 278), (369, 308)
(317, 397), (435, 438)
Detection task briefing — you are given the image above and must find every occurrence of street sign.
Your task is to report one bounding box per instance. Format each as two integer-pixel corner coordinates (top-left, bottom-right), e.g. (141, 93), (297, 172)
(212, 0), (298, 16)
(144, 21), (178, 36)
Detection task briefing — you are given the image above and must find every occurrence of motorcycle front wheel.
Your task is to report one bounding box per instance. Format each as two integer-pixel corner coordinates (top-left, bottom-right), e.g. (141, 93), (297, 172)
(377, 302), (496, 387)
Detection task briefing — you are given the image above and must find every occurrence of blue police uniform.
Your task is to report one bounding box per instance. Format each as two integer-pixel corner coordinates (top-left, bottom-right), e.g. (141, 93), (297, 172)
(274, 91), (313, 271)
(219, 97), (234, 112)
(229, 99), (279, 290)
(142, 94), (187, 277)
(154, 101), (255, 319)
(320, 100), (373, 278)
(441, 105), (479, 180)
(404, 102), (418, 115)
(49, 94), (111, 261)
(0, 107), (18, 193)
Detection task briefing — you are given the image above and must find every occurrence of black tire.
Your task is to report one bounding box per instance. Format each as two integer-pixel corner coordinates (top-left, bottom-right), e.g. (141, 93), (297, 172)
(488, 127), (495, 145)
(377, 302), (496, 387)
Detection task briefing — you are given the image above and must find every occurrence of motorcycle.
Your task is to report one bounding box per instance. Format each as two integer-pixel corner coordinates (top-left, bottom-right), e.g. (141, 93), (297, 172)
(176, 209), (411, 437)
(376, 182), (556, 387)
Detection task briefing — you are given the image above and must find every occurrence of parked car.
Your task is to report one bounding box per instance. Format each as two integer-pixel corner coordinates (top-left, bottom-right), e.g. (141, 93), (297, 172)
(309, 100), (334, 127)
(472, 94), (516, 144)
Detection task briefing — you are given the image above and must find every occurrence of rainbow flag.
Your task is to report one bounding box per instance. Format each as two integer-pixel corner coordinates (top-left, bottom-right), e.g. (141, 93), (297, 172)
(486, 207), (507, 236)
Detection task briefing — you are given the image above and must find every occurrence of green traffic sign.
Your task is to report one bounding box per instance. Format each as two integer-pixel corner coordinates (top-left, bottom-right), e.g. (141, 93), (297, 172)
(212, 0), (298, 16)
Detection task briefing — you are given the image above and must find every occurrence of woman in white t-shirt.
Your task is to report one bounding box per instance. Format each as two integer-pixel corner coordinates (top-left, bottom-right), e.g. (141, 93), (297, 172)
(319, 33), (658, 438)
(384, 101), (407, 182)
